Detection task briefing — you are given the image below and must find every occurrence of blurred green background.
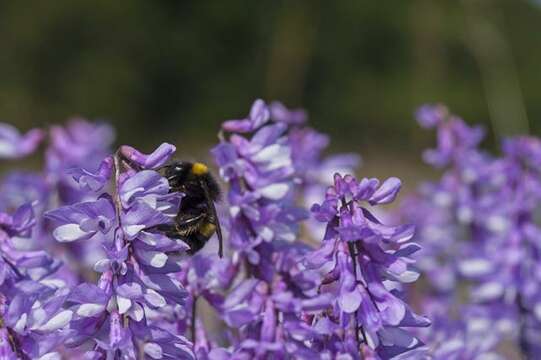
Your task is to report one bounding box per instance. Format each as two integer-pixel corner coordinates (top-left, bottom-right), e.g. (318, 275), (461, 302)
(1, 0), (540, 183)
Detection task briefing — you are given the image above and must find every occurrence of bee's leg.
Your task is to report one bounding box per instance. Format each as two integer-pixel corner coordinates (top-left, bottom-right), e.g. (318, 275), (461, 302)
(186, 221), (216, 255)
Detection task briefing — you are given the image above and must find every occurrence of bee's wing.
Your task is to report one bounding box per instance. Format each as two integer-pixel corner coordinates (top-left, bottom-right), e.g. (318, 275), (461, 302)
(200, 179), (224, 258)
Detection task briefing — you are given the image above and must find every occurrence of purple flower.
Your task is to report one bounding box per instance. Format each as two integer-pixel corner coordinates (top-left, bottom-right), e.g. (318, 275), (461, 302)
(47, 120), (113, 169)
(269, 101), (307, 125)
(0, 172), (49, 213)
(0, 123), (44, 159)
(415, 104), (485, 168)
(503, 135), (541, 172)
(415, 104), (448, 129)
(45, 143), (194, 358)
(401, 105), (541, 358)
(221, 276), (330, 359)
(212, 100), (306, 269)
(130, 321), (194, 359)
(308, 173), (428, 358)
(0, 203), (71, 359)
(209, 100), (371, 358)
(1, 280), (73, 359)
(119, 143), (176, 170)
(69, 156), (114, 192)
(46, 197), (116, 243)
(222, 99), (270, 133)
(415, 299), (514, 359)
(0, 204), (62, 287)
(46, 119), (115, 204)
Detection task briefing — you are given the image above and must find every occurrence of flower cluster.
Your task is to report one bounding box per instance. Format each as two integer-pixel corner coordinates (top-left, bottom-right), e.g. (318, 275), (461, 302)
(46, 119), (115, 204)
(0, 124), (44, 159)
(400, 104), (541, 358)
(206, 100), (332, 358)
(308, 173), (429, 358)
(213, 100), (308, 270)
(45, 144), (194, 359)
(202, 100), (427, 359)
(0, 203), (69, 359)
(11, 99), (541, 359)
(0, 119), (115, 274)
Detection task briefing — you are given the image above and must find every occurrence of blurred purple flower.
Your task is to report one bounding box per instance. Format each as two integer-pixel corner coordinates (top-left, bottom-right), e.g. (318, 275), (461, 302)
(415, 104), (448, 129)
(415, 105), (484, 168)
(269, 101), (307, 125)
(0, 172), (49, 213)
(222, 99), (270, 133)
(0, 204), (62, 286)
(0, 123), (44, 159)
(400, 105), (541, 358)
(416, 299), (514, 359)
(0, 120), (116, 276)
(0, 202), (70, 359)
(46, 119), (115, 204)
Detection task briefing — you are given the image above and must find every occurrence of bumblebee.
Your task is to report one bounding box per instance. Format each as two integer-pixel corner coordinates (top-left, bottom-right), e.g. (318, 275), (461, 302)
(160, 161), (223, 257)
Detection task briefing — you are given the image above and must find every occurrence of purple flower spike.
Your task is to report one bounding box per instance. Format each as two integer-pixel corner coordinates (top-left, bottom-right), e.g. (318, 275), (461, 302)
(0, 123), (44, 159)
(222, 99), (270, 132)
(119, 142), (176, 170)
(213, 102), (305, 265)
(309, 172), (428, 358)
(415, 105), (485, 168)
(399, 105), (541, 358)
(45, 142), (194, 359)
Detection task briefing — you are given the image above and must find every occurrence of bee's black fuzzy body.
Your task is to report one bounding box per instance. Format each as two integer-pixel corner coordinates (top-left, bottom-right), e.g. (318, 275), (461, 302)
(161, 161), (223, 256)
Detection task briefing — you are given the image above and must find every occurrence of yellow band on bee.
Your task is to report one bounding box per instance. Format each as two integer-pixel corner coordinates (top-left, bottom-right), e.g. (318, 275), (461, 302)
(192, 162), (208, 175)
(200, 222), (216, 237)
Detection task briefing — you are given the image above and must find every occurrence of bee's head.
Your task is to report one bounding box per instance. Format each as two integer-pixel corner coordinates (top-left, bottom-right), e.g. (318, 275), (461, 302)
(164, 161), (209, 187)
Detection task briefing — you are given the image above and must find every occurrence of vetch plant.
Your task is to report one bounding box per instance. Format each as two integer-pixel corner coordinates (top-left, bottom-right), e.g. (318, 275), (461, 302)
(5, 99), (541, 359)
(308, 173), (429, 358)
(45, 144), (194, 359)
(401, 104), (541, 358)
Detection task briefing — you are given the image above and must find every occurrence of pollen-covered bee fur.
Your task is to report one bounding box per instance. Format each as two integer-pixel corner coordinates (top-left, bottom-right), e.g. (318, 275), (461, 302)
(160, 160), (223, 257)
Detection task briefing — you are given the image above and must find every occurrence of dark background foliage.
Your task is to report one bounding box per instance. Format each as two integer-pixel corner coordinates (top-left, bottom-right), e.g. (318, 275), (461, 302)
(1, 0), (540, 179)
